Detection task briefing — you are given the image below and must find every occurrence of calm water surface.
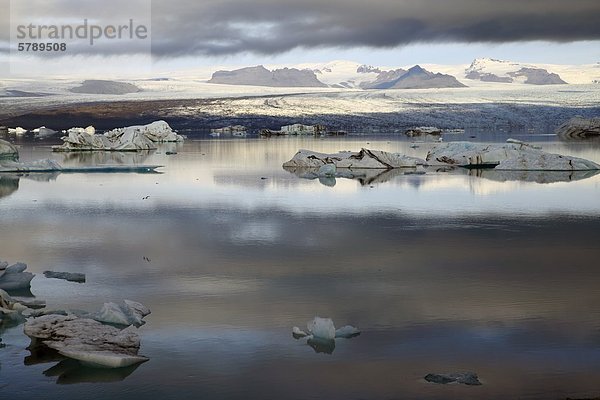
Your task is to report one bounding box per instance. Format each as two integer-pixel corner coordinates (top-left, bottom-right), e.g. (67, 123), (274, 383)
(1, 134), (600, 399)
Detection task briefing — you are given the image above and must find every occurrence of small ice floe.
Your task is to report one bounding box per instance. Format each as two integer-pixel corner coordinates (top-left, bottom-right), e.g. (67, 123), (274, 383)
(32, 127), (58, 139)
(8, 127), (28, 136)
(292, 316), (360, 354)
(424, 372), (482, 386)
(24, 315), (149, 369)
(1, 287), (46, 325)
(93, 300), (151, 328)
(44, 271), (86, 283)
(292, 326), (309, 339)
(0, 262), (35, 291)
(506, 138), (541, 149)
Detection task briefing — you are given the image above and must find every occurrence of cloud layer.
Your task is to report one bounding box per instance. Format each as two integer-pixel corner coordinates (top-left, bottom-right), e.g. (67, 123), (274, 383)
(2, 0), (599, 57)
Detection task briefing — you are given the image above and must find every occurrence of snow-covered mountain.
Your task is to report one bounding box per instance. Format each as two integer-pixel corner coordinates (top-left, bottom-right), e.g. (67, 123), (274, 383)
(366, 65), (466, 89)
(465, 58), (566, 85)
(208, 65), (327, 87)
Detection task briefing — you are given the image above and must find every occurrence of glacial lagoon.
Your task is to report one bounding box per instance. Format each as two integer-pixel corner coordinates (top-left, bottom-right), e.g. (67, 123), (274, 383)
(1, 133), (600, 399)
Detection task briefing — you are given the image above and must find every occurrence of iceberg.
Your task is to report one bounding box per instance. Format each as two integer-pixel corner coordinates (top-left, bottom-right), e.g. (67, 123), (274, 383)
(93, 300), (151, 328)
(426, 142), (600, 171)
(0, 159), (161, 173)
(424, 372), (482, 386)
(105, 121), (184, 143)
(293, 317), (361, 354)
(307, 317), (336, 340)
(24, 315), (148, 368)
(53, 121), (183, 152)
(0, 262), (35, 291)
(44, 271), (86, 283)
(283, 148), (426, 169)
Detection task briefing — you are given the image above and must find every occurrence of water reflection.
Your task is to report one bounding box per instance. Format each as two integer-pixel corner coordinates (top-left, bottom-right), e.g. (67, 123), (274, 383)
(472, 168), (600, 184)
(44, 359), (142, 385)
(307, 338), (336, 354)
(284, 165), (600, 187)
(0, 175), (19, 199)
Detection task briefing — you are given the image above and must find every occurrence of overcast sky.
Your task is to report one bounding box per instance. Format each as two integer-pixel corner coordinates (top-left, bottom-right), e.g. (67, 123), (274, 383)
(1, 0), (599, 77)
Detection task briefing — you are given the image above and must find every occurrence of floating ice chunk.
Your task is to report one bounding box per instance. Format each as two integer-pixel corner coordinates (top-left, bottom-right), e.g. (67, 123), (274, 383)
(94, 300), (150, 327)
(284, 148), (426, 169)
(8, 127), (28, 136)
(44, 271), (86, 283)
(0, 262), (35, 291)
(292, 326), (309, 339)
(307, 317), (336, 340)
(24, 315), (148, 369)
(427, 142), (600, 171)
(424, 372), (482, 386)
(335, 325), (361, 338)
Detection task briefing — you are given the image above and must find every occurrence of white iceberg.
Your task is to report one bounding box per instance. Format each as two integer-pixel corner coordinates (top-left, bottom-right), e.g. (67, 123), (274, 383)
(426, 141), (600, 171)
(284, 148), (426, 169)
(24, 315), (148, 369)
(105, 121), (184, 143)
(93, 300), (151, 327)
(53, 121), (183, 152)
(307, 317), (336, 340)
(8, 127), (27, 136)
(335, 325), (361, 339)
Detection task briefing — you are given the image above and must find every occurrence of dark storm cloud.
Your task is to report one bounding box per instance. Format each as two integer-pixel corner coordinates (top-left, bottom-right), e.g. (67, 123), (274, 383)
(149, 0), (600, 56)
(1, 0), (599, 56)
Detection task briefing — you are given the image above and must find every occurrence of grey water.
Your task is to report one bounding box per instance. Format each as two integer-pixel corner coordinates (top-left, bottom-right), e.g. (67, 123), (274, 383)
(1, 134), (600, 399)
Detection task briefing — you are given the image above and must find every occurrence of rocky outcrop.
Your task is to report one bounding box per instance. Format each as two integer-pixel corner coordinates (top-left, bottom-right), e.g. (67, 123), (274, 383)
(283, 149), (426, 169)
(507, 68), (566, 85)
(24, 315), (148, 368)
(556, 116), (600, 139)
(360, 69), (407, 89)
(70, 80), (141, 95)
(426, 142), (600, 171)
(362, 65), (465, 89)
(208, 66), (327, 87)
(465, 70), (513, 83)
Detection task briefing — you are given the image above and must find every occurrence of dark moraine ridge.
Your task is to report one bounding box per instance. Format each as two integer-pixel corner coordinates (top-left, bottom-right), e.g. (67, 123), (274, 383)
(2, 98), (600, 133)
